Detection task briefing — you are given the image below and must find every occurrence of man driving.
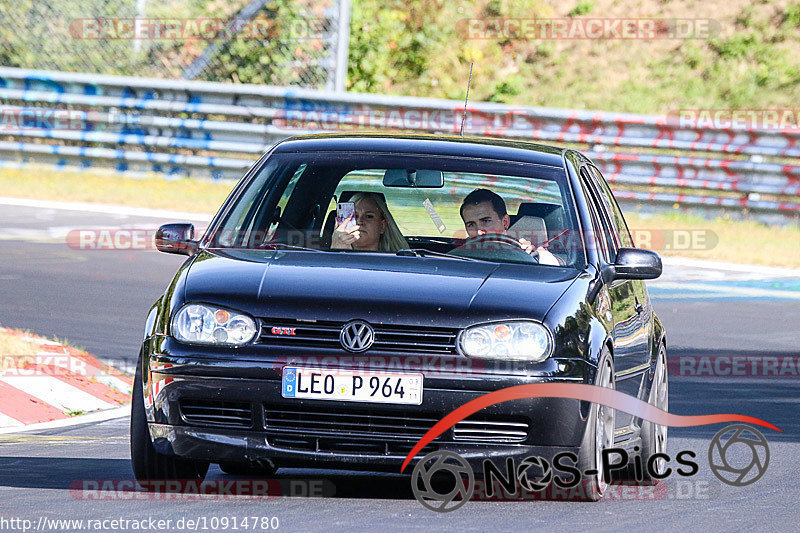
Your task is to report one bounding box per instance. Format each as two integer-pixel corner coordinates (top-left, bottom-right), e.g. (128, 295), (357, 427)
(458, 188), (563, 266)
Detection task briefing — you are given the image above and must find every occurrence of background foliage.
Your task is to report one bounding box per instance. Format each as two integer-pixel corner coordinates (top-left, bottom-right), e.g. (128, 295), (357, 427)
(1, 0), (799, 112)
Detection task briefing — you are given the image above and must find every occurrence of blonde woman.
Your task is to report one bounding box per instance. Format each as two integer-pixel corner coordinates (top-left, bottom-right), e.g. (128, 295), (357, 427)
(331, 192), (408, 252)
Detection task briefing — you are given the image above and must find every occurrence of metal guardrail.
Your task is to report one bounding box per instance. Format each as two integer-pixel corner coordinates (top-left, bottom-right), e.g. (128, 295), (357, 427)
(1, 67), (798, 217)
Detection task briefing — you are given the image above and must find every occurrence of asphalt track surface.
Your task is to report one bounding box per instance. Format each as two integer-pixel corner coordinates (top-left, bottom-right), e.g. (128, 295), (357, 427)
(1, 204), (799, 532)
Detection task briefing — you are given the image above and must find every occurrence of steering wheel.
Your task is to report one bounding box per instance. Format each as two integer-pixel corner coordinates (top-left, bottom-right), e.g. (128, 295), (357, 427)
(456, 233), (537, 263)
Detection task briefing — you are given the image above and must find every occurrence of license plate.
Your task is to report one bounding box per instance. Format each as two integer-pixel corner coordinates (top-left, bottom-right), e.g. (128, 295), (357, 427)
(281, 366), (423, 405)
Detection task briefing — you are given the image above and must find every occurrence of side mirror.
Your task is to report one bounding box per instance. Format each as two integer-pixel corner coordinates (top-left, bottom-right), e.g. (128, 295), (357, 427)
(612, 247), (662, 280)
(155, 223), (197, 255)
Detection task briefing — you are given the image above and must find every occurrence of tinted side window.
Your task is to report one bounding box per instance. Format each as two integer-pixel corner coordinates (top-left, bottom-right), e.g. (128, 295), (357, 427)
(580, 168), (617, 262)
(589, 166), (634, 248)
(579, 175), (610, 263)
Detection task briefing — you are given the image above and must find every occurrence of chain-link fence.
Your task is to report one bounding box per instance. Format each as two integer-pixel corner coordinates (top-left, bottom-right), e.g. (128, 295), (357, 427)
(0, 0), (349, 90)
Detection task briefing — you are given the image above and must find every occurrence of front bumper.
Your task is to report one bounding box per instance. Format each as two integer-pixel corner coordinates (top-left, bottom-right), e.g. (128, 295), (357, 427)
(143, 338), (593, 471)
(150, 423), (581, 472)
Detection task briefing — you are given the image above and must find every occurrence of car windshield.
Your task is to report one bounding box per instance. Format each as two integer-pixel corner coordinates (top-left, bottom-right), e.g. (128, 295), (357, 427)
(207, 151), (585, 268)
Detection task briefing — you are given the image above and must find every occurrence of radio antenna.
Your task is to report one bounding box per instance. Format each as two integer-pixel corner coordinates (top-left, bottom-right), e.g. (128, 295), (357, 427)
(460, 62), (474, 137)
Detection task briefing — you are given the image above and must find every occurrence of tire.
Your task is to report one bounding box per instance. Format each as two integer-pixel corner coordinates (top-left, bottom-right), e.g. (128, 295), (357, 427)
(638, 343), (668, 483)
(218, 461), (277, 477)
(130, 355), (209, 490)
(574, 349), (615, 501)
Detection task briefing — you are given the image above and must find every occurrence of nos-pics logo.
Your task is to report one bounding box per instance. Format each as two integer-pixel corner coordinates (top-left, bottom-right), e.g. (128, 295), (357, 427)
(411, 424), (770, 512)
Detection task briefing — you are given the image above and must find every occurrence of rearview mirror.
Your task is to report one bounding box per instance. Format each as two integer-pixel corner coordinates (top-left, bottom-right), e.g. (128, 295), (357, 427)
(612, 247), (662, 280)
(155, 223), (197, 255)
(382, 168), (444, 188)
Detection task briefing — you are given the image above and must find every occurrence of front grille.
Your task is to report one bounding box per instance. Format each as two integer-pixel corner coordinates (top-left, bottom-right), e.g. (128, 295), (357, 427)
(453, 420), (529, 443)
(257, 318), (458, 354)
(264, 406), (439, 440)
(264, 405), (529, 445)
(179, 400), (253, 429)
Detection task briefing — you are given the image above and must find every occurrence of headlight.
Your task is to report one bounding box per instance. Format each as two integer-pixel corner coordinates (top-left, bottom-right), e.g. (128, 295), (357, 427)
(459, 321), (552, 362)
(171, 303), (257, 346)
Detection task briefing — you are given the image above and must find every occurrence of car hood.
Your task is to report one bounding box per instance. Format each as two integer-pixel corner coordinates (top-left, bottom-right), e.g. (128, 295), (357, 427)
(183, 249), (579, 326)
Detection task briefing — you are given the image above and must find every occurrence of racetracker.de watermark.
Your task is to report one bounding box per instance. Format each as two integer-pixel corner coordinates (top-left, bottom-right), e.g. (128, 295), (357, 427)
(66, 229), (159, 251)
(0, 108), (100, 132)
(669, 354), (800, 378)
(266, 355), (492, 375)
(458, 18), (720, 40)
(68, 478), (334, 500)
(68, 17), (324, 40)
(668, 109), (800, 132)
(473, 478), (720, 501)
(0, 354), (119, 378)
(270, 106), (583, 134)
(64, 228), (718, 252)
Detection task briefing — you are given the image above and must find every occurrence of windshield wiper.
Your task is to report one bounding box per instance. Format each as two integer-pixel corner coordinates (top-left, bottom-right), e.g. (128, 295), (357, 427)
(395, 248), (489, 262)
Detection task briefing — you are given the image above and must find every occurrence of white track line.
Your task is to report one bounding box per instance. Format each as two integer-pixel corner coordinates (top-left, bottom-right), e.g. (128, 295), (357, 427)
(651, 282), (800, 299)
(0, 197), (212, 221)
(661, 256), (800, 278)
(0, 414), (24, 428)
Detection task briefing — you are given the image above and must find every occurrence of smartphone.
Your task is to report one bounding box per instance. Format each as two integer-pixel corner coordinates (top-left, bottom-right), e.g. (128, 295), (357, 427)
(336, 202), (357, 231)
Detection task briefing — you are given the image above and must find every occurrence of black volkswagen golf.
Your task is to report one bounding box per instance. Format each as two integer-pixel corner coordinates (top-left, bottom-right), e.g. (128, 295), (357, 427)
(131, 133), (668, 500)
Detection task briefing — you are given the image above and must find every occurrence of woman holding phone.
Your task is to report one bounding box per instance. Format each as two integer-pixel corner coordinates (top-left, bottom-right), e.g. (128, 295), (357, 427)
(331, 192), (408, 252)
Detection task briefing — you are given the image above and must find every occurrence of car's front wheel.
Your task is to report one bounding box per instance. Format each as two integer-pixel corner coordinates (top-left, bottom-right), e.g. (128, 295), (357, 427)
(573, 349), (615, 501)
(130, 354), (209, 490)
(638, 343), (668, 483)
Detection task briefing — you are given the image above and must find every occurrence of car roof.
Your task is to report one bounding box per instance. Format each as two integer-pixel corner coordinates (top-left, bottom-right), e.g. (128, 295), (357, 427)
(272, 133), (567, 168)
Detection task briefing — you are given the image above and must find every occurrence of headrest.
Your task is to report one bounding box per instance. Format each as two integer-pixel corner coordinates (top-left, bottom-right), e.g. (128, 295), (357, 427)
(507, 216), (547, 246)
(515, 202), (562, 219)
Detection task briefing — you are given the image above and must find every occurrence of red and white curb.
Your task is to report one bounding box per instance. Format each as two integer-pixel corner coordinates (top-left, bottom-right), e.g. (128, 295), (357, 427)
(0, 328), (132, 429)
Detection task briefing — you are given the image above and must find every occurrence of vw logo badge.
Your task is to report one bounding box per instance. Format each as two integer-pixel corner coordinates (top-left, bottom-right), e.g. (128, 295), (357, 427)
(339, 320), (375, 353)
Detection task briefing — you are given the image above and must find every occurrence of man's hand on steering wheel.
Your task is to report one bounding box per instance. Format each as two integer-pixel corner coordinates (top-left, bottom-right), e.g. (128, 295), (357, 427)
(518, 237), (536, 255)
(518, 237), (562, 266)
(459, 233), (536, 262)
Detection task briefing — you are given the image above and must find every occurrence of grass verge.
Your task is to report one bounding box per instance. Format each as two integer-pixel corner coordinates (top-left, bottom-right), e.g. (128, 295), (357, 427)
(0, 167), (235, 214)
(626, 212), (800, 268)
(0, 328), (37, 371)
